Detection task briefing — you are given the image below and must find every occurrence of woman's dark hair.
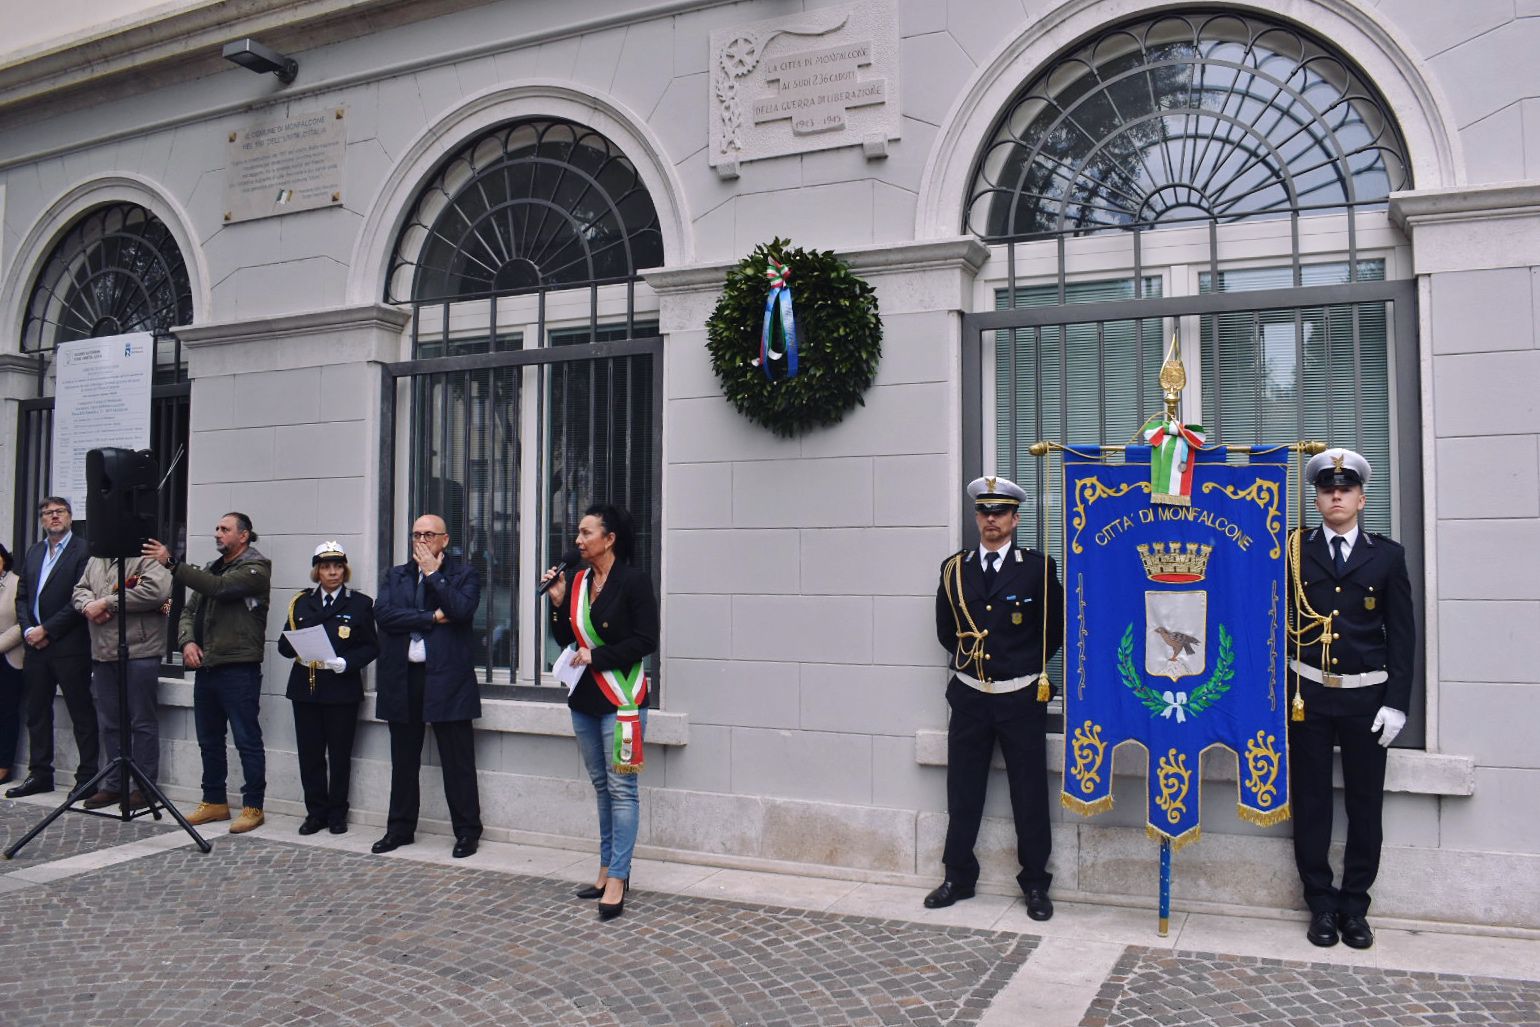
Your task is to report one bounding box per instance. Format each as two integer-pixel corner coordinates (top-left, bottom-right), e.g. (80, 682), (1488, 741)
(584, 503), (636, 563)
(0, 542), (11, 574)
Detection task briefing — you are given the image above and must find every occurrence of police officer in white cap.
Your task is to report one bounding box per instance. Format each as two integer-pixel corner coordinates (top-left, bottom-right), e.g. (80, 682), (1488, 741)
(277, 541), (378, 835)
(927, 476), (1063, 919)
(1289, 448), (1414, 950)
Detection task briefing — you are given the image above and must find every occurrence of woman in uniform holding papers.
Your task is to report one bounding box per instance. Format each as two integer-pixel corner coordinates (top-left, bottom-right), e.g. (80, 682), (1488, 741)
(278, 541), (378, 835)
(542, 504), (658, 921)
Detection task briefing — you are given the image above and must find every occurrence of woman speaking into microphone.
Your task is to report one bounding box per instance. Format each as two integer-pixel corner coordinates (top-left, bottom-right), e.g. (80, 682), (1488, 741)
(542, 503), (658, 921)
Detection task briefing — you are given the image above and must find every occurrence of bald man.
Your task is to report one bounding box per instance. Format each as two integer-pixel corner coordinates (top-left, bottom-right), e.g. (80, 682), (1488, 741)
(372, 514), (483, 858)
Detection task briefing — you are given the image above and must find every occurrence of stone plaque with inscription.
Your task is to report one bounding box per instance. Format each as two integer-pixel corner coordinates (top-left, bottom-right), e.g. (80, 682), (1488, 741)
(710, 1), (899, 177)
(224, 108), (347, 223)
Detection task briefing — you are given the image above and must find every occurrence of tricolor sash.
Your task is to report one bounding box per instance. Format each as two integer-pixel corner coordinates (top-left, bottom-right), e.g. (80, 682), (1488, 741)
(570, 568), (648, 773)
(1142, 416), (1207, 505)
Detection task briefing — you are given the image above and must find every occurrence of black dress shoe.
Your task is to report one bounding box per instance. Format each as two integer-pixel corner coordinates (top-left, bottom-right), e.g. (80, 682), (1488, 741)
(1338, 914), (1374, 949)
(452, 836), (478, 858)
(5, 776), (53, 798)
(329, 822), (348, 835)
(297, 818), (326, 836)
(1025, 888), (1054, 922)
(923, 880), (975, 909)
(1306, 910), (1340, 947)
(371, 834), (413, 854)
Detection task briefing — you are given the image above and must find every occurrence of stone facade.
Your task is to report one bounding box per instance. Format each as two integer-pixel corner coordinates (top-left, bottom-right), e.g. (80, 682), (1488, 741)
(1, 0), (1537, 928)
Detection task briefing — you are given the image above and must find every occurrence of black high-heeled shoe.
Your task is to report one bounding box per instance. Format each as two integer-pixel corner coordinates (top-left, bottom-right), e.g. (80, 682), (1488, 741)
(597, 879), (630, 920)
(574, 882), (605, 899)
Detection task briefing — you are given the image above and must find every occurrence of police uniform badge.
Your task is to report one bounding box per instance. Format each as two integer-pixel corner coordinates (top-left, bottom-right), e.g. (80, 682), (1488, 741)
(1011, 611), (1023, 625)
(338, 625), (351, 639)
(1364, 596), (1376, 611)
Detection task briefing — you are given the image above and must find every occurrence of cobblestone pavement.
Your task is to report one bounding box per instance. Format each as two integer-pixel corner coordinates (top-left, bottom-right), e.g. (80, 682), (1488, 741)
(1081, 946), (1540, 1027)
(0, 796), (176, 870)
(0, 835), (1033, 1027)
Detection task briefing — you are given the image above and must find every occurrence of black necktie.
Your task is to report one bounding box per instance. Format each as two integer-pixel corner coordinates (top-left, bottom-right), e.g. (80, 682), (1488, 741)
(323, 593), (333, 609)
(1331, 536), (1346, 575)
(411, 573), (426, 644)
(984, 551), (999, 584)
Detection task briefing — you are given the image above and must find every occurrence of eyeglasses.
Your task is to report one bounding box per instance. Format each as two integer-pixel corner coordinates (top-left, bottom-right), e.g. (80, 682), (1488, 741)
(410, 531), (447, 541)
(40, 509), (69, 518)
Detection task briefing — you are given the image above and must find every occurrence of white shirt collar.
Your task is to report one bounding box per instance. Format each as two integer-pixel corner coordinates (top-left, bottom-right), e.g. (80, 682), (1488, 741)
(977, 541), (1012, 567)
(1324, 524), (1360, 552)
(321, 585), (343, 600)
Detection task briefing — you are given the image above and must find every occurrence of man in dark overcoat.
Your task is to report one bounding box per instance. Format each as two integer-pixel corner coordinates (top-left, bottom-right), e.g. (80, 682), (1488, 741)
(372, 513), (483, 858)
(1289, 447), (1414, 950)
(9, 496), (95, 798)
(927, 476), (1064, 920)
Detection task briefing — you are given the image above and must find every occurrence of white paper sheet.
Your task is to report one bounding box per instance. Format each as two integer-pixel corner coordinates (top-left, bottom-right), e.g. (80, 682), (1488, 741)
(552, 645), (586, 693)
(282, 624), (339, 664)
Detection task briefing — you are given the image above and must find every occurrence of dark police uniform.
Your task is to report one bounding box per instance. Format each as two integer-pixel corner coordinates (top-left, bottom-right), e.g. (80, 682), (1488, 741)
(934, 523), (1064, 903)
(1288, 450), (1414, 943)
(278, 582), (379, 831)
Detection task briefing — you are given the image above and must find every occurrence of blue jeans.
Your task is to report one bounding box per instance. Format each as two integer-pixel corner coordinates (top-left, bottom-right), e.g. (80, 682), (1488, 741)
(194, 663), (265, 808)
(571, 706), (647, 880)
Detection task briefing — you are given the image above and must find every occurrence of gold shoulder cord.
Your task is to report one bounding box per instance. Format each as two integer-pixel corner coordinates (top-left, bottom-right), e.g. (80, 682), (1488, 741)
(943, 553), (986, 680)
(287, 589), (322, 693)
(1285, 472), (1332, 721)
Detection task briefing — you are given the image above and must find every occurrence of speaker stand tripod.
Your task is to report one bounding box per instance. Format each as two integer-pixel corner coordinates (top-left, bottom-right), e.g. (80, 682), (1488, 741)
(4, 555), (210, 859)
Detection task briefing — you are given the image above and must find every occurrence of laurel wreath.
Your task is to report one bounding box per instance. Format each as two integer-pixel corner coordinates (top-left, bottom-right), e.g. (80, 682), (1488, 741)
(1117, 622), (1235, 717)
(705, 237), (882, 438)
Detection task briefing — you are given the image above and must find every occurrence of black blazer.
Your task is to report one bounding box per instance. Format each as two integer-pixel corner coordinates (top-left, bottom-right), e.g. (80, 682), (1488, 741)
(936, 545), (1064, 685)
(15, 534), (91, 658)
(374, 555), (482, 723)
(277, 586), (380, 704)
(549, 561), (659, 717)
(1290, 526), (1415, 714)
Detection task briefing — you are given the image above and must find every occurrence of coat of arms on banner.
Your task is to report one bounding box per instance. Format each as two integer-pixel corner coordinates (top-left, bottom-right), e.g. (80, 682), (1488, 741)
(1062, 447), (1290, 848)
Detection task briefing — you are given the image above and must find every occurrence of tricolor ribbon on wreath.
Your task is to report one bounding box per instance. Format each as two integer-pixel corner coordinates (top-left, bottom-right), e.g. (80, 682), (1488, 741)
(756, 257), (800, 380)
(570, 568), (648, 773)
(1141, 415), (1207, 505)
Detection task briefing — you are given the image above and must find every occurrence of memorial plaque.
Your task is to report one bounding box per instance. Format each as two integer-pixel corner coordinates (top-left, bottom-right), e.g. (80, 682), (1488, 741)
(710, 1), (899, 176)
(224, 108), (347, 223)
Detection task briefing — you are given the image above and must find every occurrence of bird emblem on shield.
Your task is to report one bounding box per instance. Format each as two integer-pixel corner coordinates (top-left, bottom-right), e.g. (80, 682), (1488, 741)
(1146, 592), (1207, 681)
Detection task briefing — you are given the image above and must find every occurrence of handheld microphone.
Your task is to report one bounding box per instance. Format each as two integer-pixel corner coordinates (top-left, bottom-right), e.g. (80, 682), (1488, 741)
(536, 549), (582, 597)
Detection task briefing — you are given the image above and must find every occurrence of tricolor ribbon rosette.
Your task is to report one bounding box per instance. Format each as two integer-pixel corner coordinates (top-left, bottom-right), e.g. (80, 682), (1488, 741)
(1142, 416), (1207, 503)
(757, 257), (799, 380)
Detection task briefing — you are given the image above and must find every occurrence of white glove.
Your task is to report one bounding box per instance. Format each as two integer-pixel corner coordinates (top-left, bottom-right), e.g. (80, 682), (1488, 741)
(324, 657), (347, 674)
(1371, 706), (1406, 748)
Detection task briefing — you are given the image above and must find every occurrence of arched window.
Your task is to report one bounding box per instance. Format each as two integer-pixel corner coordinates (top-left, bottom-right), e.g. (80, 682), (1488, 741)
(22, 202), (193, 351)
(382, 118), (664, 697)
(965, 12), (1410, 238)
(387, 119), (663, 303)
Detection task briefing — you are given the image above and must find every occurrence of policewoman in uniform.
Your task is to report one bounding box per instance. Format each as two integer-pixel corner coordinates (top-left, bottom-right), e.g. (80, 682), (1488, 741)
(927, 476), (1064, 920)
(277, 542), (379, 835)
(1288, 448), (1414, 950)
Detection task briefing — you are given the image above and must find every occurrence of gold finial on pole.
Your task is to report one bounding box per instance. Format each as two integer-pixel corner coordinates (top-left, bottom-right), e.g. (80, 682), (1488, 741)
(1158, 328), (1186, 422)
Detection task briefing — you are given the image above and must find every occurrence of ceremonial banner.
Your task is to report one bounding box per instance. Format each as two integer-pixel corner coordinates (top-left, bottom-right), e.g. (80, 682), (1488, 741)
(1061, 446), (1290, 847)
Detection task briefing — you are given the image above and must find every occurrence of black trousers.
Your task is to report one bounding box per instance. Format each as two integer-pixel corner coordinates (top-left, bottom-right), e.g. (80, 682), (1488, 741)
(23, 649), (97, 784)
(385, 664), (481, 840)
(1288, 679), (1388, 917)
(941, 676), (1052, 892)
(292, 701), (359, 827)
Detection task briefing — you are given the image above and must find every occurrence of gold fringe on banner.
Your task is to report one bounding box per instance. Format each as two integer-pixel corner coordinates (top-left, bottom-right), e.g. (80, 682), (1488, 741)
(1147, 824), (1201, 853)
(1236, 802), (1292, 828)
(1062, 793), (1114, 817)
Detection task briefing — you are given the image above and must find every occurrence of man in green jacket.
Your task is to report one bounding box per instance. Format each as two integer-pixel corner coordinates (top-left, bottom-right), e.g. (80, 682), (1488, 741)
(144, 513), (271, 833)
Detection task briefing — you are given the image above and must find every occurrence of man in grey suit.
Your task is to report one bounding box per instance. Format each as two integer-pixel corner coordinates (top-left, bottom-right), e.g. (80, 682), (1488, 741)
(8, 496), (95, 798)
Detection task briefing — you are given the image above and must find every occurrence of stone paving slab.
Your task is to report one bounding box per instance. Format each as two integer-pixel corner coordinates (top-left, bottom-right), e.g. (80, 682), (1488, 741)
(0, 797), (176, 872)
(0, 836), (1035, 1027)
(1081, 946), (1540, 1027)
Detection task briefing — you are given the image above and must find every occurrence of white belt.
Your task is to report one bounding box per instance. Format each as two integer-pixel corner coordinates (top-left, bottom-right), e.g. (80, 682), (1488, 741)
(1290, 659), (1387, 689)
(954, 670), (1038, 695)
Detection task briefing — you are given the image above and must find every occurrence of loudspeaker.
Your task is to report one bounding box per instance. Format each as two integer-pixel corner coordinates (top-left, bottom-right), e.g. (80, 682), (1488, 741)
(85, 448), (159, 558)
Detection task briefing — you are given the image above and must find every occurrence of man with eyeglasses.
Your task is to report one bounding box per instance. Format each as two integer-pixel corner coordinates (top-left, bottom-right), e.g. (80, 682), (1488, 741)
(371, 514), (483, 858)
(144, 513), (271, 834)
(926, 477), (1064, 921)
(8, 497), (95, 799)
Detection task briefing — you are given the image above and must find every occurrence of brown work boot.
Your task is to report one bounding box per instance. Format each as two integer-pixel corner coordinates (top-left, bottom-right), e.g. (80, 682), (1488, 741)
(81, 790), (122, 810)
(229, 807), (265, 834)
(185, 802), (230, 825)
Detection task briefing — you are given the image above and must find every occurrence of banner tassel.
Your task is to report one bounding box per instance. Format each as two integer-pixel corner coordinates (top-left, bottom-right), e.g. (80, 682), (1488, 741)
(1062, 793), (1114, 817)
(1236, 802), (1291, 828)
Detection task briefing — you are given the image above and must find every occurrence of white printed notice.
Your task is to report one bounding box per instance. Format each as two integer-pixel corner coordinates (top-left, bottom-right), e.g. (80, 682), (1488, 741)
(51, 333), (154, 516)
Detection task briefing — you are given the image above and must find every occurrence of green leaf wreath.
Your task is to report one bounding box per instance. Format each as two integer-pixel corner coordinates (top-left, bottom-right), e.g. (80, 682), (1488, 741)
(706, 237), (882, 437)
(1117, 622), (1235, 718)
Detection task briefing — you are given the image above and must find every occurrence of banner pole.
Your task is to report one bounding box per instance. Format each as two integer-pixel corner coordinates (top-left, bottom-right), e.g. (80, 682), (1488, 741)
(1158, 837), (1172, 936)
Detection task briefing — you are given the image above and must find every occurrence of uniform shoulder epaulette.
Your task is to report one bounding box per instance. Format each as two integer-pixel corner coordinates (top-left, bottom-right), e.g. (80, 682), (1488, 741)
(1369, 531), (1404, 550)
(940, 549), (968, 571)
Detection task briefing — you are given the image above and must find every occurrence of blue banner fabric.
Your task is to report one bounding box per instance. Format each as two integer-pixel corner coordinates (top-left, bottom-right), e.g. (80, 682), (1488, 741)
(1061, 446), (1291, 848)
